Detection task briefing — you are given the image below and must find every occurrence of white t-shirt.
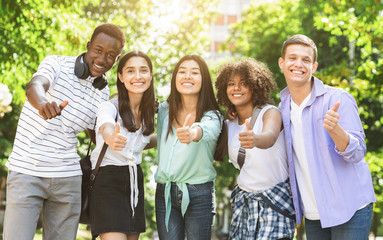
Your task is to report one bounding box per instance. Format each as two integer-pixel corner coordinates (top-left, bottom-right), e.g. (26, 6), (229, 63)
(7, 55), (109, 177)
(227, 105), (289, 193)
(290, 93), (320, 220)
(90, 100), (150, 169)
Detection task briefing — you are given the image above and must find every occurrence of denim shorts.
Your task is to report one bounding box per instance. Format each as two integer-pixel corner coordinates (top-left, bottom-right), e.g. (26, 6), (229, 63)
(155, 181), (216, 240)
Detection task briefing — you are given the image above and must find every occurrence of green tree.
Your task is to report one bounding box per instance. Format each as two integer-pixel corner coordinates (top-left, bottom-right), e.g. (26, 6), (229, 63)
(1, 0), (221, 238)
(311, 0), (383, 237)
(227, 0), (302, 88)
(226, 0), (350, 89)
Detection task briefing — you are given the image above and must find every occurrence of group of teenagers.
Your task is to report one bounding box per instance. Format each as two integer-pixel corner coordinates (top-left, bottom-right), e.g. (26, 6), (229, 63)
(3, 23), (376, 240)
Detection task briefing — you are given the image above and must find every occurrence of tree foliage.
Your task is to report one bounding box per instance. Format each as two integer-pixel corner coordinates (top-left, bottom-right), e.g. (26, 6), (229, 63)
(1, 0), (220, 238)
(2, 0), (383, 237)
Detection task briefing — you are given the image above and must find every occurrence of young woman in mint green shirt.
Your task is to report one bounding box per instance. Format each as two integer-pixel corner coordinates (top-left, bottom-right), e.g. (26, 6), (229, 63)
(155, 55), (223, 240)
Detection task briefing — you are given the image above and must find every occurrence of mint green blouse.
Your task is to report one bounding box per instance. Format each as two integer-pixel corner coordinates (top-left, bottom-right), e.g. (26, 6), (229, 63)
(155, 101), (222, 229)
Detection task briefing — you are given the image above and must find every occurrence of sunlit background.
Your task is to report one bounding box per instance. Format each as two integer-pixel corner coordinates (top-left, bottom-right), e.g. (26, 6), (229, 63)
(1, 0), (383, 239)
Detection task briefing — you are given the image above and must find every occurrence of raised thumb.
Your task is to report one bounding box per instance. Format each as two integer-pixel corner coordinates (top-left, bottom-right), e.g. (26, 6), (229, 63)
(183, 113), (192, 128)
(332, 101), (340, 112)
(245, 119), (252, 131)
(59, 100), (69, 110)
(115, 122), (121, 133)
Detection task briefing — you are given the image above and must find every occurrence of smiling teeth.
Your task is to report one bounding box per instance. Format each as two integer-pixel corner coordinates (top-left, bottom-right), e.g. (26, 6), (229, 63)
(132, 83), (144, 86)
(182, 83), (193, 86)
(292, 70), (303, 74)
(94, 64), (104, 69)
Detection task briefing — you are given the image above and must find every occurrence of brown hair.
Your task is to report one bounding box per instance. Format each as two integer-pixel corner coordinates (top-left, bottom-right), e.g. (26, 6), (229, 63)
(116, 51), (155, 136)
(215, 58), (276, 116)
(281, 34), (317, 62)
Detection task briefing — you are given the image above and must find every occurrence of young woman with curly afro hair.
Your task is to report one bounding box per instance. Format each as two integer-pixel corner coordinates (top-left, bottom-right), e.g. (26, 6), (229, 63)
(215, 58), (296, 240)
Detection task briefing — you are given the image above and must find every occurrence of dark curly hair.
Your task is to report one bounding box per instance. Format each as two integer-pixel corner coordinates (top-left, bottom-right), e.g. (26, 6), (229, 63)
(215, 58), (276, 116)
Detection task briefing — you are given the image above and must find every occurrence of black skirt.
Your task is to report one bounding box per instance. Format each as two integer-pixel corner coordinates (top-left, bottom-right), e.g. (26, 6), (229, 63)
(90, 165), (146, 238)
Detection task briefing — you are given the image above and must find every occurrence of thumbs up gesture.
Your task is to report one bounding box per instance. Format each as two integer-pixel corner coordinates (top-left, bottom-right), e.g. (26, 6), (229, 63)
(238, 119), (256, 149)
(176, 113), (197, 144)
(105, 122), (127, 151)
(323, 101), (340, 132)
(39, 100), (69, 120)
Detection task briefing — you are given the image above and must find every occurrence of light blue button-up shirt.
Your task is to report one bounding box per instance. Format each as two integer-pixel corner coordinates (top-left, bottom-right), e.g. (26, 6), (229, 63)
(155, 101), (222, 229)
(279, 77), (376, 228)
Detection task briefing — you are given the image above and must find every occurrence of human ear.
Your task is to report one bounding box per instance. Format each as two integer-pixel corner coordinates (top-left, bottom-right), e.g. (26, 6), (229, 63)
(312, 61), (318, 73)
(278, 57), (284, 70)
(118, 72), (123, 82)
(115, 54), (121, 63)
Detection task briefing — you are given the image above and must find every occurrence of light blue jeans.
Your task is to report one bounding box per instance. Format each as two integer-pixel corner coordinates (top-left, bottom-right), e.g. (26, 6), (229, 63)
(3, 171), (81, 240)
(155, 182), (215, 240)
(305, 203), (373, 240)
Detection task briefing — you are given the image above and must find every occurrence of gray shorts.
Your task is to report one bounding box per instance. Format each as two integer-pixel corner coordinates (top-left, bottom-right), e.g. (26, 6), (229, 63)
(3, 171), (81, 240)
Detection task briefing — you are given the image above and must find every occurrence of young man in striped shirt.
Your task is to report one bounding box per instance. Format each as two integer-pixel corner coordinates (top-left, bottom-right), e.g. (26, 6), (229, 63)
(3, 24), (125, 240)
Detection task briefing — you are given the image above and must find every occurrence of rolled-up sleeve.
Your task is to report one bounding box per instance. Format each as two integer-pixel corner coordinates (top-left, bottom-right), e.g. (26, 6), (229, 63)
(191, 111), (222, 143)
(333, 92), (366, 163)
(96, 101), (118, 131)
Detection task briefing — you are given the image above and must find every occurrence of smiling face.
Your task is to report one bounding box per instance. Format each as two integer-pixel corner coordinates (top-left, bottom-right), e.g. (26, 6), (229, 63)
(175, 60), (202, 97)
(226, 74), (253, 109)
(118, 56), (152, 96)
(279, 44), (318, 90)
(85, 32), (122, 77)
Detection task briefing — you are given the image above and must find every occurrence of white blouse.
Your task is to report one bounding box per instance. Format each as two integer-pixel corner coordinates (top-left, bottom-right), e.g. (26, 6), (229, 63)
(90, 100), (150, 168)
(90, 99), (150, 216)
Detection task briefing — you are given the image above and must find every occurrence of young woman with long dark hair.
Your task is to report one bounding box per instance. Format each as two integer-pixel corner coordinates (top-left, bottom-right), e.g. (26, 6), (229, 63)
(155, 55), (223, 240)
(90, 51), (155, 240)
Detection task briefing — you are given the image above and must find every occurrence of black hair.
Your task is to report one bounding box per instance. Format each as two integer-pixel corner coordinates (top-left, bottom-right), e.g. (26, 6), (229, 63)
(91, 23), (126, 51)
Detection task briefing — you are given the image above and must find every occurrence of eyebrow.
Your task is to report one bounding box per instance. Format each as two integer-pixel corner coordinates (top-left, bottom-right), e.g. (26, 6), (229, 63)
(179, 66), (200, 70)
(287, 53), (312, 59)
(125, 66), (149, 69)
(94, 44), (118, 54)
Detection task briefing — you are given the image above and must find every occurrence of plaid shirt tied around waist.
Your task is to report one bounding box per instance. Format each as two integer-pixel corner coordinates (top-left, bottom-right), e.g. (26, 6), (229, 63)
(229, 179), (296, 240)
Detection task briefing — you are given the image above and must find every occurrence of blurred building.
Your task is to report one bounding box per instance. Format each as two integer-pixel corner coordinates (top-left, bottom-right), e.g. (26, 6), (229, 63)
(208, 0), (251, 61)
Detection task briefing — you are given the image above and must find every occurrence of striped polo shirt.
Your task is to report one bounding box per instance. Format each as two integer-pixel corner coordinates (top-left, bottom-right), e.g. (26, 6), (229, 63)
(7, 55), (109, 177)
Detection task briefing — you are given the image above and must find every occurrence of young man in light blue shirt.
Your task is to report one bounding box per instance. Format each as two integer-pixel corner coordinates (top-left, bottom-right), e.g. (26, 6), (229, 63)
(278, 34), (375, 240)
